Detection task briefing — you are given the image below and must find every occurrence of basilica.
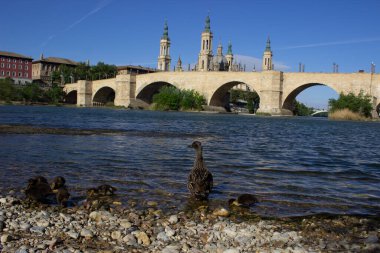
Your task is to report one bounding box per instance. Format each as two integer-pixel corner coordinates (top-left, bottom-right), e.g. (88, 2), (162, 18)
(157, 16), (273, 72)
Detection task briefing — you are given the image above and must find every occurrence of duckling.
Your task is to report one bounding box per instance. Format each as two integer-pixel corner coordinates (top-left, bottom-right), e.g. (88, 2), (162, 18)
(50, 176), (66, 192)
(228, 194), (258, 207)
(56, 186), (70, 207)
(97, 184), (117, 196)
(50, 176), (70, 207)
(25, 176), (52, 203)
(187, 141), (213, 200)
(86, 187), (100, 200)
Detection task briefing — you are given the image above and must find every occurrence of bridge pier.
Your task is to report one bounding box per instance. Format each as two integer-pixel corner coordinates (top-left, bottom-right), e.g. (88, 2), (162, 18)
(256, 71), (292, 116)
(114, 74), (134, 107)
(77, 80), (93, 107)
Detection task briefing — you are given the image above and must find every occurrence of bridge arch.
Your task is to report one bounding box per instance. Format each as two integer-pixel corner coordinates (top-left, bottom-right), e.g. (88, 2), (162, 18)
(282, 83), (339, 112)
(136, 81), (177, 104)
(92, 86), (115, 106)
(65, 90), (77, 104)
(209, 81), (259, 110)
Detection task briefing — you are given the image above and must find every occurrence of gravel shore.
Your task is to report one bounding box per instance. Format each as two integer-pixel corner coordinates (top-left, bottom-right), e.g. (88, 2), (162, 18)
(0, 195), (379, 253)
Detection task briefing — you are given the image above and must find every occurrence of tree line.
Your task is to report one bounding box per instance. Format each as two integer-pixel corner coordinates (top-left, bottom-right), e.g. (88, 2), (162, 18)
(51, 62), (118, 84)
(0, 78), (65, 104)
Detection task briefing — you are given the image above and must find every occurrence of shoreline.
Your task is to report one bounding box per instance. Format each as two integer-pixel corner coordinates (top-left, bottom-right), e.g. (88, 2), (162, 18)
(1, 195), (379, 252)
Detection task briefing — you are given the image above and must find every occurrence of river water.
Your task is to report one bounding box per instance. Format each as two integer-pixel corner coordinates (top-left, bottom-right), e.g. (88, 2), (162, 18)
(0, 105), (379, 218)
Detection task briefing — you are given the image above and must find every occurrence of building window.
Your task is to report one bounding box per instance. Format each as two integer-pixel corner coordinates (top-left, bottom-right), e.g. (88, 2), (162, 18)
(1, 58), (4, 61)
(13, 59), (17, 63)
(18, 65), (23, 70)
(18, 72), (22, 77)
(7, 64), (10, 68)
(1, 71), (4, 76)
(1, 63), (3, 68)
(25, 65), (28, 70)
(12, 64), (16, 69)
(24, 72), (28, 77)
(19, 59), (23, 63)
(7, 58), (11, 62)
(12, 72), (16, 77)
(6, 71), (10, 76)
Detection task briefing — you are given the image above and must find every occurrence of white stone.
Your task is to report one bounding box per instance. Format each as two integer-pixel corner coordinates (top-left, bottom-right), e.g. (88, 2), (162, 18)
(162, 245), (180, 253)
(111, 230), (122, 240)
(168, 215), (178, 224)
(119, 219), (132, 229)
(165, 226), (176, 237)
(157, 231), (169, 242)
(80, 228), (94, 238)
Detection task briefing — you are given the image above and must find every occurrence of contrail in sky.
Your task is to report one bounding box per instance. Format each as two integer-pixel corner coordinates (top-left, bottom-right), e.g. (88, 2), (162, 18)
(41, 0), (112, 48)
(279, 37), (380, 50)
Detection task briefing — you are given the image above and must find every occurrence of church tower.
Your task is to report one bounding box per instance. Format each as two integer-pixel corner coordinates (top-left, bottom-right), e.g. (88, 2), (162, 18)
(197, 15), (213, 71)
(225, 42), (234, 71)
(262, 36), (273, 71)
(176, 56), (183, 72)
(157, 21), (171, 71)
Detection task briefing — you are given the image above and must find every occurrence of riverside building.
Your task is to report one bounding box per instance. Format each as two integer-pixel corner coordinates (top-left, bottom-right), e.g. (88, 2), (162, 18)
(0, 51), (33, 85)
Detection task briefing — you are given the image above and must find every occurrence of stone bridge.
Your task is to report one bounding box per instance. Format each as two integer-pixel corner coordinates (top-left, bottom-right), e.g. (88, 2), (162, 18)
(64, 71), (380, 116)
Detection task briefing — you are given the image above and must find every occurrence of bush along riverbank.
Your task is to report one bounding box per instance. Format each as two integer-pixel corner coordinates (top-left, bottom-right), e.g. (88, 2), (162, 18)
(328, 90), (375, 121)
(0, 195), (379, 252)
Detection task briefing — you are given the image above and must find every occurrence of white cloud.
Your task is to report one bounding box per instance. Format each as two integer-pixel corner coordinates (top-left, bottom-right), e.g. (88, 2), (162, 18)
(41, 0), (112, 48)
(234, 54), (290, 71)
(279, 37), (380, 50)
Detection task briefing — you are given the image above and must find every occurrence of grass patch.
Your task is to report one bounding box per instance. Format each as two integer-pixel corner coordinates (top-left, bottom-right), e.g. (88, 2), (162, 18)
(328, 109), (368, 121)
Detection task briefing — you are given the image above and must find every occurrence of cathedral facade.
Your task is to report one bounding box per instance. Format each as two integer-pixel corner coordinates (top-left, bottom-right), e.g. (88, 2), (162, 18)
(157, 16), (273, 73)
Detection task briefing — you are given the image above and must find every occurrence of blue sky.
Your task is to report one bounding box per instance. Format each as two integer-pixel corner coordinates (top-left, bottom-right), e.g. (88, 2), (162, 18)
(2, 0), (380, 108)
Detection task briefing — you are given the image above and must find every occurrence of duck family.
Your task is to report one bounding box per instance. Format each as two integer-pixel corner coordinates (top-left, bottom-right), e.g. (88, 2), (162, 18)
(23, 141), (257, 210)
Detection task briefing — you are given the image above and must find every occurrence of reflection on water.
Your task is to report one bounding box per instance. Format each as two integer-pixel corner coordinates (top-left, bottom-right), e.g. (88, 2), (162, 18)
(0, 105), (379, 217)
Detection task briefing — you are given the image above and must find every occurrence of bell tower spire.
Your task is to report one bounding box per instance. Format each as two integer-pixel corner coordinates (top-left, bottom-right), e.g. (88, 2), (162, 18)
(262, 36), (273, 71)
(225, 41), (234, 71)
(197, 15), (213, 71)
(157, 21), (171, 71)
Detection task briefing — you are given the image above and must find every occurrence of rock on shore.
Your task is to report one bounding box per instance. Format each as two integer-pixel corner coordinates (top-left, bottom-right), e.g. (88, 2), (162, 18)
(0, 195), (379, 252)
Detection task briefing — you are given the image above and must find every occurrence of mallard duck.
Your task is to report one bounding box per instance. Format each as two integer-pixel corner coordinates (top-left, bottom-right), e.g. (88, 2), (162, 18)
(228, 194), (258, 207)
(187, 141), (213, 200)
(25, 176), (52, 203)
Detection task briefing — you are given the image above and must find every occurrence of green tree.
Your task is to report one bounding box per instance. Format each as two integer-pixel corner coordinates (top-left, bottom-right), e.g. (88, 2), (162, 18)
(153, 86), (182, 110)
(230, 89), (260, 113)
(329, 91), (372, 118)
(0, 78), (17, 102)
(293, 101), (314, 116)
(43, 84), (66, 104)
(153, 86), (206, 111)
(21, 83), (43, 103)
(180, 89), (206, 110)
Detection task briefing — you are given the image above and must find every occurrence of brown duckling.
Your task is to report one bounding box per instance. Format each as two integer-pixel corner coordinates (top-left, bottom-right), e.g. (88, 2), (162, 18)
(97, 184), (117, 196)
(56, 186), (70, 207)
(187, 141), (213, 200)
(86, 184), (117, 199)
(228, 194), (258, 207)
(25, 176), (53, 203)
(50, 176), (70, 207)
(50, 176), (66, 192)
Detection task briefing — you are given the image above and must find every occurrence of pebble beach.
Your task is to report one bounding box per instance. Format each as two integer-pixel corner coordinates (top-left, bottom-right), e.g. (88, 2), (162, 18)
(1, 195), (379, 253)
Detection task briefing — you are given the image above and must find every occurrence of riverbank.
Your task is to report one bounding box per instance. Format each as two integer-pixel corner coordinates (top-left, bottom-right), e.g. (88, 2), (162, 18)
(0, 195), (379, 253)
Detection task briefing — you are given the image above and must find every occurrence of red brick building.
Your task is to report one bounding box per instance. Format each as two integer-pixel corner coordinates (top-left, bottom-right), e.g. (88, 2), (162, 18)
(0, 51), (33, 85)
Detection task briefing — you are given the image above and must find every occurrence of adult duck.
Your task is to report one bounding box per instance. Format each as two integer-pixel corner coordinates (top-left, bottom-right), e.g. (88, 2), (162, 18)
(187, 141), (213, 200)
